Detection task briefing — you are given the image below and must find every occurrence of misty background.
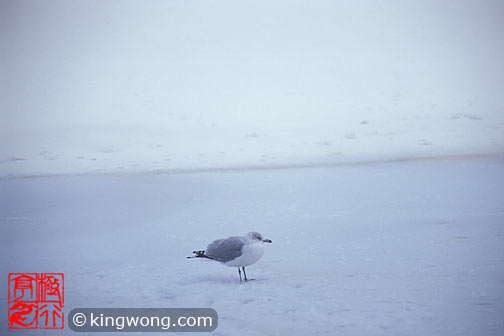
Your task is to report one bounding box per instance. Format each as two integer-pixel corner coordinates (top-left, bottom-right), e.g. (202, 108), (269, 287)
(1, 0), (504, 177)
(2, 2), (504, 335)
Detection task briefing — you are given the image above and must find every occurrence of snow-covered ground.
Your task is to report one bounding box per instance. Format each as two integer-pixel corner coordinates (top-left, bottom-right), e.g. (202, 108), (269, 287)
(2, 109), (504, 178)
(2, 156), (503, 335)
(2, 1), (504, 335)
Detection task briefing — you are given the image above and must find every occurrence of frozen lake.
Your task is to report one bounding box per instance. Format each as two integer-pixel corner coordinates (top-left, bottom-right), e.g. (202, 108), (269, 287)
(2, 156), (503, 335)
(3, 0), (504, 334)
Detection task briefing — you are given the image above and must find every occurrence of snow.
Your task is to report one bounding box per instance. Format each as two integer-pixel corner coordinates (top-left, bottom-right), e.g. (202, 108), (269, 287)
(2, 0), (504, 334)
(2, 157), (504, 335)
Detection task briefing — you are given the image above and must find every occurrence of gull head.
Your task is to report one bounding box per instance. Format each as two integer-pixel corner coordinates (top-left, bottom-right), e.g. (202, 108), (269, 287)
(246, 232), (272, 243)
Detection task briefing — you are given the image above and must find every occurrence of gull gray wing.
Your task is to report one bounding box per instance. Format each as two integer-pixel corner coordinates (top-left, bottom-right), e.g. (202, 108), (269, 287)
(205, 236), (245, 263)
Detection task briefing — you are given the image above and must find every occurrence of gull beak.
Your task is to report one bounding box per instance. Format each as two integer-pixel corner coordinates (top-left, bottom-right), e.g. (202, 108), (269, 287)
(263, 239), (272, 243)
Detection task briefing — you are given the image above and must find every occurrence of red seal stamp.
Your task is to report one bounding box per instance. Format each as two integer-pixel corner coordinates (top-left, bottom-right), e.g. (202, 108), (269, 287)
(8, 273), (64, 329)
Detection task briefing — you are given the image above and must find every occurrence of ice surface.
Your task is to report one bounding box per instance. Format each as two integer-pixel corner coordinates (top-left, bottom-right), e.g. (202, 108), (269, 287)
(2, 157), (503, 335)
(2, 1), (504, 334)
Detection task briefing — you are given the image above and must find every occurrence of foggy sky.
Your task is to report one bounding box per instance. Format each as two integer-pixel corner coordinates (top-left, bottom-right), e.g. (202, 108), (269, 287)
(1, 0), (504, 175)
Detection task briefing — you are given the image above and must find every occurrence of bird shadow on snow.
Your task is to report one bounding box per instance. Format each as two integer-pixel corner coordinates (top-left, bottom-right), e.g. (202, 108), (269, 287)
(182, 274), (240, 285)
(181, 273), (270, 286)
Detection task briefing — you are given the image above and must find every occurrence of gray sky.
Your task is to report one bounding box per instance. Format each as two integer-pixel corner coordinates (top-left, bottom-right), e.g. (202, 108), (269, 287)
(1, 0), (504, 175)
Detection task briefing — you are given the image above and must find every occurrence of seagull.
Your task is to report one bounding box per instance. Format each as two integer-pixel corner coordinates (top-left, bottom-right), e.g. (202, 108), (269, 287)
(188, 232), (272, 282)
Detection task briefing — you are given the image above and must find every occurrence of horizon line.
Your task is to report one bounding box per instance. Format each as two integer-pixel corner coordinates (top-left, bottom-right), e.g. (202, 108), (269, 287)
(1, 152), (503, 181)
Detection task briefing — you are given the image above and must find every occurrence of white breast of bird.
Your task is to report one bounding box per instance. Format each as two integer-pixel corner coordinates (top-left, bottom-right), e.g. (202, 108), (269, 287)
(224, 243), (265, 267)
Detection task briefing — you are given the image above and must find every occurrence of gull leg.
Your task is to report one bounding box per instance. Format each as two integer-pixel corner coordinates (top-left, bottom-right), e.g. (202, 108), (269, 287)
(242, 267), (248, 281)
(238, 268), (242, 282)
